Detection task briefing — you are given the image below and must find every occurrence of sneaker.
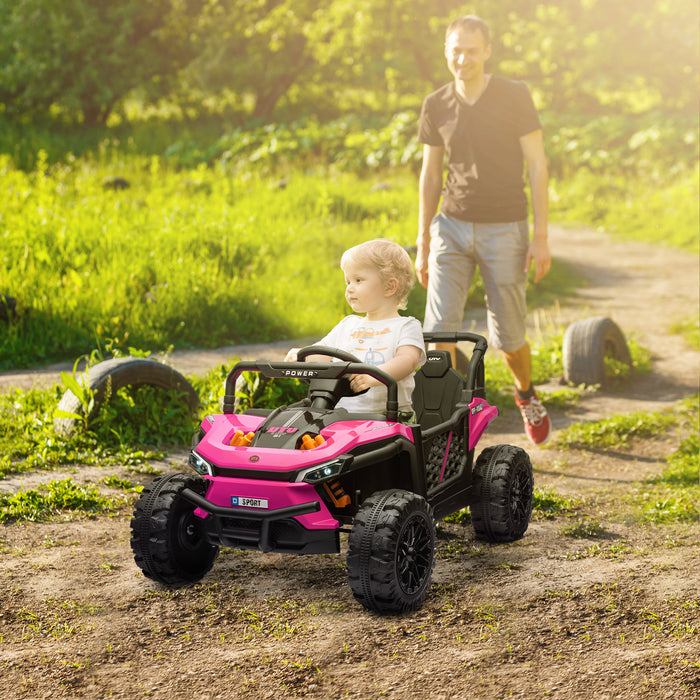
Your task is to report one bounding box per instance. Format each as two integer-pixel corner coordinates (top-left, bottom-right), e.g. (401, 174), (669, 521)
(514, 390), (551, 445)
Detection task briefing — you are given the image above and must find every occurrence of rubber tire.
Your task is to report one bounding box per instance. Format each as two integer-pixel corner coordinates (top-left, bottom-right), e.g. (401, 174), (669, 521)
(130, 473), (219, 586)
(471, 444), (533, 543)
(347, 489), (436, 614)
(562, 316), (632, 387)
(54, 357), (199, 436)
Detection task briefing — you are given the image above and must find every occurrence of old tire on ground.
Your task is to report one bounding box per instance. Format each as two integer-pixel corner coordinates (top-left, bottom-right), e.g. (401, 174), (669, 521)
(471, 444), (533, 543)
(347, 489), (436, 614)
(54, 357), (199, 436)
(562, 316), (632, 387)
(130, 473), (219, 586)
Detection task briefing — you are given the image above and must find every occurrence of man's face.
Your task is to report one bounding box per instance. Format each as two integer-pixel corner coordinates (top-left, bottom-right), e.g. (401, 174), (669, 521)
(444, 28), (491, 83)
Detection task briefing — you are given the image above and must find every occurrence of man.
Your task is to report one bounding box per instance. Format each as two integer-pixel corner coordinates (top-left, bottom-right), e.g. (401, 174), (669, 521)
(415, 14), (551, 444)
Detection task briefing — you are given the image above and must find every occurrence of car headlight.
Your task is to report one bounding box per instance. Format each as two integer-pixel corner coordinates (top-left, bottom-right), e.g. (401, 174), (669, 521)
(298, 455), (352, 484)
(189, 450), (214, 476)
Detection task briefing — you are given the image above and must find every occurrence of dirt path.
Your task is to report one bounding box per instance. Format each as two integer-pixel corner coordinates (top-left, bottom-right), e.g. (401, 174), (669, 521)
(0, 225), (698, 699)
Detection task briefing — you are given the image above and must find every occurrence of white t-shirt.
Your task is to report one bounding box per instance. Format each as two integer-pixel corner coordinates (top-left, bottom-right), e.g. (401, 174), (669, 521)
(317, 315), (426, 413)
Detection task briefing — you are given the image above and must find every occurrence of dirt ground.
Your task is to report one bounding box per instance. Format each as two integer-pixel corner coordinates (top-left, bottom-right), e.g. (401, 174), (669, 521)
(0, 225), (698, 699)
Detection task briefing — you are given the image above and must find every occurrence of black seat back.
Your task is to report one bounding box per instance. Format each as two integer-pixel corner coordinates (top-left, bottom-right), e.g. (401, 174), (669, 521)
(412, 350), (465, 431)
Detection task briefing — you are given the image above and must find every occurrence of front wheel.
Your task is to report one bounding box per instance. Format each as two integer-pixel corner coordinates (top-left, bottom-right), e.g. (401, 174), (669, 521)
(347, 489), (436, 614)
(130, 473), (219, 585)
(471, 444), (533, 543)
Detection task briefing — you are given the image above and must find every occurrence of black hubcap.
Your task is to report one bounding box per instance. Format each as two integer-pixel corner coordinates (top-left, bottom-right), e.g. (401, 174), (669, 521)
(396, 514), (432, 595)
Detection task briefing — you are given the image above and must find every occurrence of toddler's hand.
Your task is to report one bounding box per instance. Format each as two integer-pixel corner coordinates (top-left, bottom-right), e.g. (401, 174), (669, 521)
(349, 374), (378, 393)
(284, 348), (299, 362)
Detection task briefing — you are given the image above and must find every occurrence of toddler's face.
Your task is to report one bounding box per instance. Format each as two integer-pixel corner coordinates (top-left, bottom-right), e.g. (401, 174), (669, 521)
(342, 263), (388, 315)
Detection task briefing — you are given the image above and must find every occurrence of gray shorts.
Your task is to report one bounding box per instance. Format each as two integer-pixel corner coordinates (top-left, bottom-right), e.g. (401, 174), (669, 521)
(423, 213), (529, 352)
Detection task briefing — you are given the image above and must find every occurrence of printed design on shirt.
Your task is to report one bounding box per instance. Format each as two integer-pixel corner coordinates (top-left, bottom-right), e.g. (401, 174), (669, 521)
(350, 326), (390, 343)
(348, 326), (392, 366)
(351, 346), (388, 366)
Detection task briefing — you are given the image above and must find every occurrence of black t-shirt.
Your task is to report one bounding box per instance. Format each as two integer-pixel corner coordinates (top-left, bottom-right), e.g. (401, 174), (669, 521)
(418, 77), (541, 223)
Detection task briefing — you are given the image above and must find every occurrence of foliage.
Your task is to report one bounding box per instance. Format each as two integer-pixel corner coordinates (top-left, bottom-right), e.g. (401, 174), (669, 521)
(550, 167), (699, 253)
(561, 518), (606, 539)
(0, 157), (369, 367)
(0, 478), (123, 523)
(0, 0), (201, 126)
(2, 0), (696, 131)
(0, 385), (161, 479)
(88, 384), (197, 447)
(553, 410), (676, 449)
(531, 486), (581, 520)
(633, 427), (699, 524)
(484, 327), (566, 407)
(233, 374), (307, 414)
(670, 315), (700, 350)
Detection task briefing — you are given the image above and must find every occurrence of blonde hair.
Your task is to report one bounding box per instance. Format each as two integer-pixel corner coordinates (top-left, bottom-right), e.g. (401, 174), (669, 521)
(340, 239), (415, 310)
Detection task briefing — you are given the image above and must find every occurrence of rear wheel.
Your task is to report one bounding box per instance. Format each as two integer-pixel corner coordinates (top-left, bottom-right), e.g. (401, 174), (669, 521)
(562, 316), (631, 387)
(347, 489), (436, 614)
(130, 473), (218, 585)
(471, 445), (533, 542)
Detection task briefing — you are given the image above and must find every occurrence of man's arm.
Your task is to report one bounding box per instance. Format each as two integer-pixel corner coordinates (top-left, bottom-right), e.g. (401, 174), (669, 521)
(520, 129), (551, 283)
(415, 143), (444, 289)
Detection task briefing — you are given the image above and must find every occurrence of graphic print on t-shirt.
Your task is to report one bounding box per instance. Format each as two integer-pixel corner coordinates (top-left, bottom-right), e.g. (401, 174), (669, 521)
(349, 325), (390, 366)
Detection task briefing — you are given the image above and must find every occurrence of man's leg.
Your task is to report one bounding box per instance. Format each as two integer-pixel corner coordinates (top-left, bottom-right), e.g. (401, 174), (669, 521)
(501, 342), (531, 393)
(475, 221), (551, 444)
(503, 341), (550, 444)
(424, 215), (475, 368)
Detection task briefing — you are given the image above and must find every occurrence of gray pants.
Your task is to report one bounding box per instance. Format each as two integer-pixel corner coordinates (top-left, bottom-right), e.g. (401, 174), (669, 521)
(423, 213), (529, 352)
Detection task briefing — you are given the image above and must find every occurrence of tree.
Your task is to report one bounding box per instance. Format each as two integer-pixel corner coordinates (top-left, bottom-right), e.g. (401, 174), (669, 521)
(0, 0), (202, 125)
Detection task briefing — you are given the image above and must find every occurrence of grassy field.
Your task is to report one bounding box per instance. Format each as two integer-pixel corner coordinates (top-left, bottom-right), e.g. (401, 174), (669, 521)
(2, 143), (696, 370)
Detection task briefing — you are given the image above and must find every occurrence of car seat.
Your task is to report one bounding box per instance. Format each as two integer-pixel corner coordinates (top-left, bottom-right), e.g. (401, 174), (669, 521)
(412, 350), (465, 431)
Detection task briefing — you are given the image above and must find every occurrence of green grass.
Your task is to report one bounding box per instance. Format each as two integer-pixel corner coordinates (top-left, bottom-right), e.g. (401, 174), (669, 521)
(632, 398), (699, 524)
(1, 127), (693, 371)
(0, 478), (123, 523)
(2, 154), (449, 369)
(0, 356), (307, 479)
(553, 410), (676, 449)
(532, 487), (582, 520)
(554, 397), (699, 525)
(550, 166), (699, 253)
(669, 315), (700, 350)
(561, 518), (606, 539)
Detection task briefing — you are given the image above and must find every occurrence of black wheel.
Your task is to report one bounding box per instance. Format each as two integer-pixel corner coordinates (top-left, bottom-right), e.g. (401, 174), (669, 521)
(130, 473), (219, 585)
(471, 444), (533, 543)
(562, 316), (632, 387)
(54, 357), (199, 436)
(347, 489), (436, 614)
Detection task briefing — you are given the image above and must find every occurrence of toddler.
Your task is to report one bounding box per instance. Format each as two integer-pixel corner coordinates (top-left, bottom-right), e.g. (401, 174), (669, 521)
(286, 239), (426, 416)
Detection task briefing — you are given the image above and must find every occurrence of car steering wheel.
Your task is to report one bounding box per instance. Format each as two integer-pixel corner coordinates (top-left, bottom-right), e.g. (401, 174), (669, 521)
(295, 345), (369, 398)
(296, 346), (362, 364)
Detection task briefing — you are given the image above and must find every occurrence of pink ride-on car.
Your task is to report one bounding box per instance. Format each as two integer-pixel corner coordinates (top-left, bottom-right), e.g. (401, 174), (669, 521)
(131, 332), (534, 614)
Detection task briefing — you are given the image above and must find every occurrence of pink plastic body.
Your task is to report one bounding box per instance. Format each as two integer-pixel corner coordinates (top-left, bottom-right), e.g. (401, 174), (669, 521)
(467, 398), (499, 451)
(193, 414), (416, 530)
(196, 477), (337, 530)
(192, 399), (497, 524)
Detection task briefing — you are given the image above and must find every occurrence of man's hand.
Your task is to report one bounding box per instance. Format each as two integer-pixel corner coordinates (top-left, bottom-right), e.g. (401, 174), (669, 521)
(525, 237), (551, 283)
(415, 248), (429, 289)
